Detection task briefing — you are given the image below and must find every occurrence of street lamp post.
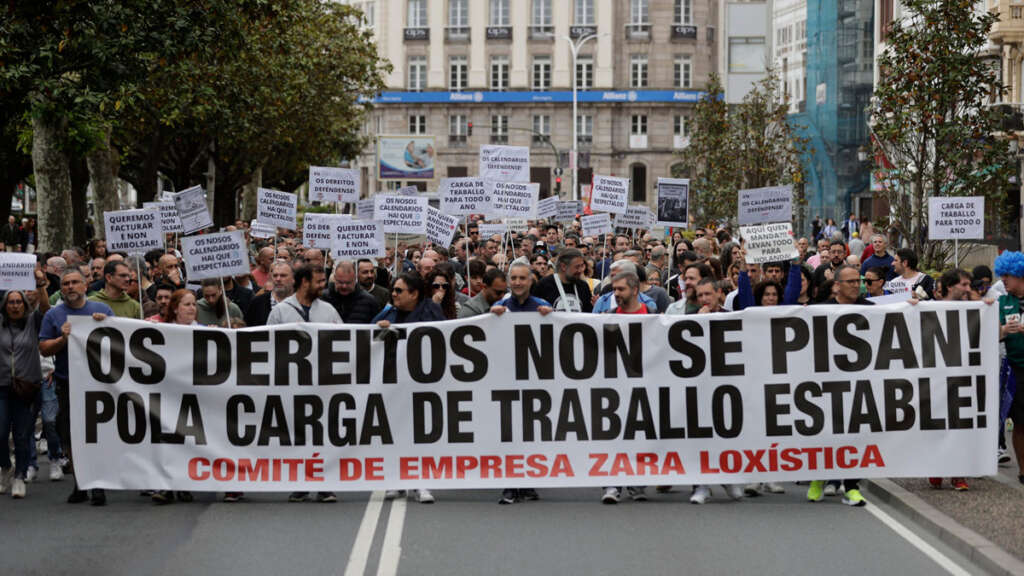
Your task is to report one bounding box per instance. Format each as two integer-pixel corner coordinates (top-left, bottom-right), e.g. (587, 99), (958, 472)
(564, 33), (602, 202)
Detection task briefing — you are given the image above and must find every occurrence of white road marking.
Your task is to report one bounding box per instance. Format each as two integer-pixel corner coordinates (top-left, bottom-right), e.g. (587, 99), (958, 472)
(865, 503), (974, 576)
(343, 491), (385, 576)
(375, 493), (408, 576)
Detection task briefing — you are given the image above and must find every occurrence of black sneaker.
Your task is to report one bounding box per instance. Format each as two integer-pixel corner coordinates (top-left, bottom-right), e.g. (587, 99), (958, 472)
(67, 489), (88, 504)
(288, 491), (309, 502)
(176, 491), (193, 503)
(498, 489), (518, 505)
(520, 488), (539, 501)
(152, 490), (173, 504)
(90, 488), (106, 506)
(317, 492), (337, 503)
(223, 492), (243, 503)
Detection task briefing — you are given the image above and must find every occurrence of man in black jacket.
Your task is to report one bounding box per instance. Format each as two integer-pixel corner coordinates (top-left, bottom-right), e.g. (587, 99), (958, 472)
(359, 259), (391, 308)
(323, 260), (381, 324)
(244, 261), (294, 327)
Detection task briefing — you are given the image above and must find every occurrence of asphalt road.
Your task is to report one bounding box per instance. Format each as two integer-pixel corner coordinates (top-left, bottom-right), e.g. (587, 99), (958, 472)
(3, 475), (993, 576)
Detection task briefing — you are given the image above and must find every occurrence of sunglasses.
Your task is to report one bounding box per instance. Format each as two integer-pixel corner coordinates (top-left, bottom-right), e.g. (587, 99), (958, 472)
(863, 277), (883, 284)
(432, 283), (448, 290)
(392, 287), (406, 294)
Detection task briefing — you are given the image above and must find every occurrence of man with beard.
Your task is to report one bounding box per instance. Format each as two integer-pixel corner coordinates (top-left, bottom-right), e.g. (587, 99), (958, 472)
(322, 260), (381, 324)
(533, 248), (593, 312)
(358, 259), (390, 308)
(244, 261), (295, 327)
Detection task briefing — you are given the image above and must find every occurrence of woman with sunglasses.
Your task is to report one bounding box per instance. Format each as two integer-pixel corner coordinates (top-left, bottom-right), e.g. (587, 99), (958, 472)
(427, 267), (458, 319)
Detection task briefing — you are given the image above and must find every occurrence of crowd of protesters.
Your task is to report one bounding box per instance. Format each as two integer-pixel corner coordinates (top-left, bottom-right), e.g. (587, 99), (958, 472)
(1, 212), (1020, 509)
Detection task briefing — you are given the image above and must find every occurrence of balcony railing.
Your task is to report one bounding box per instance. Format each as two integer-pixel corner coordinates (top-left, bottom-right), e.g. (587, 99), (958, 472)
(445, 26), (469, 41)
(490, 134), (509, 144)
(625, 23), (650, 40)
(529, 25), (554, 39)
(449, 134), (468, 147)
(991, 103), (1024, 132)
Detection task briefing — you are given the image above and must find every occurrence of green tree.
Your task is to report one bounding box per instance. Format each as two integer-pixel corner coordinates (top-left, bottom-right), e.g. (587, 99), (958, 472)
(871, 0), (1013, 268)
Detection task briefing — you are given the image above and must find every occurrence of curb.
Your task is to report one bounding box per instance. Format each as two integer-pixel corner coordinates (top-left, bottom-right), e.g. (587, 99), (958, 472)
(864, 478), (1024, 576)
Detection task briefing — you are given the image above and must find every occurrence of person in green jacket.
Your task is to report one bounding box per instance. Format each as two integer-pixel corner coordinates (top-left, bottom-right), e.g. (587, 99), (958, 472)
(87, 261), (141, 319)
(996, 250), (1024, 485)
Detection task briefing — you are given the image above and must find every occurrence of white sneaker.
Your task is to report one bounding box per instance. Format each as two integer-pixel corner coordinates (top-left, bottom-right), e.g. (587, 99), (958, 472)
(0, 468), (11, 494)
(38, 437), (48, 455)
(49, 464), (64, 481)
(601, 487), (621, 504)
(998, 447), (1012, 464)
(765, 482), (786, 494)
(416, 489), (434, 504)
(724, 484), (744, 500)
(743, 482), (762, 496)
(823, 483), (838, 497)
(626, 486), (647, 501)
(11, 478), (26, 499)
(25, 466), (38, 483)
(690, 485), (711, 504)
(384, 489), (405, 500)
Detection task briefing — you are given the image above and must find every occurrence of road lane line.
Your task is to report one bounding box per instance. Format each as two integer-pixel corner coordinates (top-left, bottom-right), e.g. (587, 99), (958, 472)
(375, 494), (408, 576)
(865, 503), (973, 576)
(343, 491), (385, 576)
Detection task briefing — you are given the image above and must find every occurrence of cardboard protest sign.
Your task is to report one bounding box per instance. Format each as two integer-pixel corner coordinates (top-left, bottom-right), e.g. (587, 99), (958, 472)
(556, 200), (583, 223)
(581, 213), (613, 237)
(104, 209), (164, 254)
(478, 222), (507, 239)
(738, 185), (793, 225)
(479, 145), (530, 182)
(0, 253), (37, 291)
(740, 223), (799, 264)
(249, 220), (276, 239)
(590, 175), (629, 214)
(172, 186), (213, 235)
(928, 197), (984, 240)
(426, 207), (460, 247)
(490, 181), (539, 219)
(308, 166), (359, 204)
(374, 195), (428, 234)
(180, 230), (250, 281)
(331, 221), (385, 260)
(614, 204), (654, 230)
(303, 214), (351, 250)
(536, 196), (559, 220)
(356, 198), (375, 221)
(439, 177), (491, 216)
(142, 201), (184, 233)
(256, 188), (298, 230)
(656, 178), (689, 228)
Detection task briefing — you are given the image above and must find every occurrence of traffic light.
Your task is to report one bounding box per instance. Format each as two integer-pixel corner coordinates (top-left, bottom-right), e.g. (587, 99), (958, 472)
(555, 176), (562, 194)
(467, 122), (473, 137)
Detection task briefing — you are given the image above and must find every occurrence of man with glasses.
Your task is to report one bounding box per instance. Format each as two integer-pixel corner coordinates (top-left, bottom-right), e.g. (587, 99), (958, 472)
(87, 261), (141, 319)
(812, 239), (848, 288)
(694, 228), (707, 239)
(323, 260), (381, 324)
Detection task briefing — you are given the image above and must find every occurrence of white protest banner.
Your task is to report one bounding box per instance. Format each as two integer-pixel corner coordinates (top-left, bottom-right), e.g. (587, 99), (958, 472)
(738, 185), (793, 225)
(479, 145), (530, 182)
(0, 253), (37, 291)
(614, 204), (653, 230)
(425, 207), (460, 247)
(303, 214), (351, 250)
(656, 178), (689, 228)
(439, 177), (491, 216)
(490, 181), (539, 219)
(68, 302), (998, 491)
(172, 185), (214, 235)
(104, 209), (164, 254)
(256, 188), (298, 230)
(556, 200), (583, 223)
(740, 223), (799, 265)
(478, 222), (507, 239)
(590, 175), (629, 214)
(356, 198), (375, 221)
(179, 230), (250, 281)
(375, 195), (428, 234)
(536, 196), (559, 220)
(929, 196), (984, 240)
(143, 201), (184, 233)
(308, 166), (359, 204)
(331, 221), (385, 260)
(249, 220), (276, 239)
(581, 213), (613, 237)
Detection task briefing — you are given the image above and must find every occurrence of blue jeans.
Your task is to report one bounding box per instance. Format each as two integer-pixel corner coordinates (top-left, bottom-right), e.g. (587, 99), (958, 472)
(28, 376), (63, 467)
(0, 386), (33, 479)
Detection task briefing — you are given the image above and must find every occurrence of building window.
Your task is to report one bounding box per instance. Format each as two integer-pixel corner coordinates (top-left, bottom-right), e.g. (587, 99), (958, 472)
(532, 0), (552, 33)
(729, 37), (767, 73)
(631, 115), (647, 136)
(533, 56), (552, 91)
(628, 0), (649, 35)
(674, 115), (690, 137)
(449, 0), (468, 27)
(674, 56), (692, 88)
(630, 55), (648, 88)
(409, 115), (427, 135)
(491, 115), (509, 144)
(577, 114), (593, 145)
(449, 115), (469, 147)
(576, 56), (593, 90)
(532, 115), (551, 145)
(408, 56), (426, 91)
(408, 0), (427, 28)
(674, 0), (692, 25)
(450, 56), (468, 91)
(491, 55), (509, 91)
(490, 0), (509, 26)
(575, 0), (594, 25)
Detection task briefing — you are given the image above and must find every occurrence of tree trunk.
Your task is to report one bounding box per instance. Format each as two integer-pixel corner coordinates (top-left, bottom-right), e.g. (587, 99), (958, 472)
(87, 127), (121, 238)
(32, 114), (74, 253)
(70, 155), (90, 248)
(240, 168), (261, 222)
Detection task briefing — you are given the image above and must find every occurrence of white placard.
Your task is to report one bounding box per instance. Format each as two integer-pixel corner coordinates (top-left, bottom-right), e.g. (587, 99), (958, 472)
(142, 201), (184, 233)
(615, 204), (653, 230)
(303, 214), (351, 250)
(249, 220), (276, 239)
(479, 145), (530, 182)
(104, 209), (164, 254)
(505, 218), (529, 233)
(398, 185), (419, 196)
(928, 197), (984, 240)
(256, 188), (298, 230)
(536, 196), (559, 220)
(356, 198), (375, 221)
(439, 177), (491, 216)
(581, 213), (613, 237)
(331, 221), (385, 260)
(426, 207), (460, 247)
(590, 175), (630, 214)
(374, 195), (428, 234)
(309, 166), (360, 204)
(490, 181), (539, 219)
(478, 223), (507, 240)
(656, 178), (689, 228)
(172, 185), (213, 235)
(0, 253), (37, 291)
(556, 200), (583, 223)
(180, 230), (250, 281)
(738, 185), (793, 225)
(160, 191), (175, 202)
(740, 223), (799, 265)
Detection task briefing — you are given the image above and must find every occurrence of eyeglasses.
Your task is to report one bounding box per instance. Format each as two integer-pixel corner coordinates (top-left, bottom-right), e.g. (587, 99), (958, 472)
(839, 279), (861, 285)
(392, 287), (406, 294)
(432, 283), (448, 290)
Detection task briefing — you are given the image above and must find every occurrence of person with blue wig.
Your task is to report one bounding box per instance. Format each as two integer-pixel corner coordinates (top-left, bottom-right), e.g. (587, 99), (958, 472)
(994, 250), (1024, 485)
